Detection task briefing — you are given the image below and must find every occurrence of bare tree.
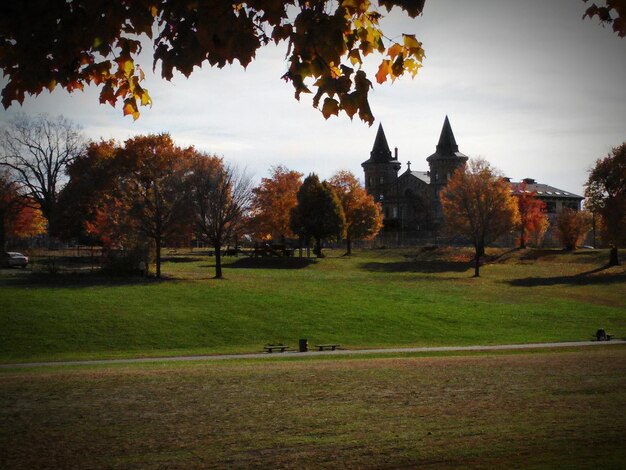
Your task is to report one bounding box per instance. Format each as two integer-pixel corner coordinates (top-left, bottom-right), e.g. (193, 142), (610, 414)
(0, 113), (85, 237)
(187, 155), (252, 279)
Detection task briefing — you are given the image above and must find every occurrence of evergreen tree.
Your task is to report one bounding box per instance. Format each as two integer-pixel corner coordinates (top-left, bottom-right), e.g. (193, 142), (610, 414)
(290, 174), (345, 258)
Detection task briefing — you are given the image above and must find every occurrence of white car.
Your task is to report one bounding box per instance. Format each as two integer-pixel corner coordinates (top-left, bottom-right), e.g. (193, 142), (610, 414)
(2, 252), (29, 268)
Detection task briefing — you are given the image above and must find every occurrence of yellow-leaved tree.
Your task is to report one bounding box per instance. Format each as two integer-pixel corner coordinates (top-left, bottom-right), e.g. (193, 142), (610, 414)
(0, 1), (426, 123)
(329, 170), (383, 255)
(440, 159), (520, 277)
(249, 166), (303, 241)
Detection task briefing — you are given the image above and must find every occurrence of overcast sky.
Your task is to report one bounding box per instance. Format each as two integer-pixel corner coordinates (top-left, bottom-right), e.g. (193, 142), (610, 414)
(1, 0), (625, 196)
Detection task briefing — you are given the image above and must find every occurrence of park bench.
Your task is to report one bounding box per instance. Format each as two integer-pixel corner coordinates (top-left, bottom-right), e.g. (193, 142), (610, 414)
(594, 329), (614, 341)
(315, 344), (341, 351)
(263, 344), (291, 353)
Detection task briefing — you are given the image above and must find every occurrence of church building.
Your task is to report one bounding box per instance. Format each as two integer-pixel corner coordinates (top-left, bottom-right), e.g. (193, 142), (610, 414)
(362, 116), (583, 237)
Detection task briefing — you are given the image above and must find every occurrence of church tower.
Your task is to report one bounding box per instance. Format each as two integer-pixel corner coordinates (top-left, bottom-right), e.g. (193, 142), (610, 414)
(426, 116), (469, 220)
(361, 123), (401, 205)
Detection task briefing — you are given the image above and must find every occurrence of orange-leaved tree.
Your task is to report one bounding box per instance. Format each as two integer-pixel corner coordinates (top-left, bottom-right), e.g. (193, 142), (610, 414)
(440, 159), (520, 277)
(8, 202), (46, 240)
(513, 182), (549, 249)
(329, 170), (383, 255)
(555, 208), (593, 251)
(58, 140), (120, 243)
(0, 1), (425, 123)
(116, 134), (195, 277)
(60, 136), (195, 277)
(249, 165), (303, 241)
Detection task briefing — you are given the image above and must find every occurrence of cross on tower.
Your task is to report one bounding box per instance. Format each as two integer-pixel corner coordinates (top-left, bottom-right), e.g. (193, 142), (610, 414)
(407, 161), (411, 171)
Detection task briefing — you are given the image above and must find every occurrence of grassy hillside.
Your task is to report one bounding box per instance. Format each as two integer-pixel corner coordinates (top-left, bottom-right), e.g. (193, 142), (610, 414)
(1, 247), (624, 362)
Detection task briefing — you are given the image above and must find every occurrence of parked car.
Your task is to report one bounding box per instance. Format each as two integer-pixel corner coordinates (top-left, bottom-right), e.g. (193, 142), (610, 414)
(1, 252), (29, 268)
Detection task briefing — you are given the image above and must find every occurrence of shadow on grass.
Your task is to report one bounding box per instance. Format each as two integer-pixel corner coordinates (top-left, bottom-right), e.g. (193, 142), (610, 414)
(161, 256), (204, 263)
(360, 260), (470, 274)
(227, 257), (317, 269)
(506, 265), (626, 287)
(0, 270), (170, 289)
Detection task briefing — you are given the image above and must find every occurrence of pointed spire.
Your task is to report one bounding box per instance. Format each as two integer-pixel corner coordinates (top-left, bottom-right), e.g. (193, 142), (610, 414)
(427, 115), (467, 162)
(369, 123), (393, 162)
(436, 115), (459, 155)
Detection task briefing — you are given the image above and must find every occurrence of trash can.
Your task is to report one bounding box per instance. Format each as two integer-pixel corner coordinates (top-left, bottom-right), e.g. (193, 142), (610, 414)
(299, 338), (308, 352)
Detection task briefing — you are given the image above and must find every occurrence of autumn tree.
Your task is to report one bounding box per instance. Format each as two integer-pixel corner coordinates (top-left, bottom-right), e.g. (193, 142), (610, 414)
(584, 0), (626, 37)
(115, 134), (194, 277)
(329, 170), (383, 255)
(555, 208), (593, 251)
(59, 136), (194, 277)
(584, 142), (626, 265)
(0, 1), (425, 123)
(249, 165), (303, 241)
(513, 182), (549, 249)
(186, 156), (252, 279)
(290, 174), (346, 258)
(57, 140), (120, 243)
(0, 113), (84, 238)
(440, 159), (520, 277)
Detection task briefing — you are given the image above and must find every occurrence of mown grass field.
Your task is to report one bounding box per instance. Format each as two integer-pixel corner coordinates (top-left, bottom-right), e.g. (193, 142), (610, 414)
(1, 347), (625, 469)
(1, 247), (624, 362)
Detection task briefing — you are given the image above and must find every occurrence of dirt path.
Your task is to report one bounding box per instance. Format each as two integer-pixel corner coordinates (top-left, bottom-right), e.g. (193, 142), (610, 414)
(1, 339), (624, 369)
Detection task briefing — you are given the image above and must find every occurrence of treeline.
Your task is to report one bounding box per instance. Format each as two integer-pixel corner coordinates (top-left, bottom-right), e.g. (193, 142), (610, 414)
(1, 114), (383, 278)
(2, 114), (624, 276)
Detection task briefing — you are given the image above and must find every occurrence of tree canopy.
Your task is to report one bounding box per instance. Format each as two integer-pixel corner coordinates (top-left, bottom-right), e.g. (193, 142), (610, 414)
(0, 0), (424, 124)
(0, 113), (85, 238)
(555, 208), (592, 252)
(584, 0), (626, 37)
(186, 155), (252, 279)
(290, 173), (345, 257)
(329, 170), (382, 255)
(513, 182), (548, 249)
(584, 142), (626, 265)
(440, 159), (519, 277)
(249, 165), (303, 241)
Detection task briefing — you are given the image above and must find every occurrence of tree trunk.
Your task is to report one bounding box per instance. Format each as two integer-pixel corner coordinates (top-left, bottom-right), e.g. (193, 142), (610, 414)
(214, 242), (223, 278)
(474, 245), (482, 277)
(155, 237), (161, 278)
(609, 244), (620, 266)
(314, 237), (323, 258)
(0, 215), (5, 251)
(345, 234), (352, 256)
(519, 227), (526, 249)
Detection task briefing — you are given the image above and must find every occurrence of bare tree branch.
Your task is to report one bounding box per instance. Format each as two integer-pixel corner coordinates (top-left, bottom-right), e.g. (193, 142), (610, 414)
(0, 113), (85, 236)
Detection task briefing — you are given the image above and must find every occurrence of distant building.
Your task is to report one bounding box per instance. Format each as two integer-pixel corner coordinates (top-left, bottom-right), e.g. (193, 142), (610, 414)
(509, 178), (583, 219)
(362, 116), (583, 237)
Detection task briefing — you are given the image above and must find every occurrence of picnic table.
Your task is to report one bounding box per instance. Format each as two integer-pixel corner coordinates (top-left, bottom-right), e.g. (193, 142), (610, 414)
(263, 344), (291, 353)
(315, 344), (341, 351)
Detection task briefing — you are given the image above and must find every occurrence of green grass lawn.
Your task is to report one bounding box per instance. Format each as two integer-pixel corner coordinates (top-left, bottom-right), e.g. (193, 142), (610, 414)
(1, 347), (625, 468)
(1, 247), (624, 362)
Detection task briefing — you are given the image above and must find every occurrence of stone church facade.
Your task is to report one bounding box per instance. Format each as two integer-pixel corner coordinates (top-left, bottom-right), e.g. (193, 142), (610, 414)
(362, 117), (583, 237)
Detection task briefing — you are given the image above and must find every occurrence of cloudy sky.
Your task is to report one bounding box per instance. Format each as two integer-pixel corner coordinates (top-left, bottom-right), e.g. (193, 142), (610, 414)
(1, 0), (625, 196)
